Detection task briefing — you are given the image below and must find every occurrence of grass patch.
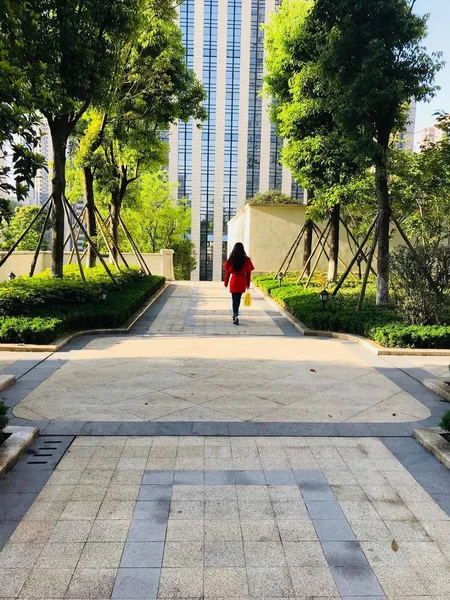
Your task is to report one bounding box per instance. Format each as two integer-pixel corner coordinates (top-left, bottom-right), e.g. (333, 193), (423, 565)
(255, 273), (450, 349)
(0, 265), (165, 344)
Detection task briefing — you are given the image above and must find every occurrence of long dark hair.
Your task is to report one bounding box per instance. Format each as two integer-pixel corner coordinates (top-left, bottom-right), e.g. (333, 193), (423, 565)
(228, 242), (247, 271)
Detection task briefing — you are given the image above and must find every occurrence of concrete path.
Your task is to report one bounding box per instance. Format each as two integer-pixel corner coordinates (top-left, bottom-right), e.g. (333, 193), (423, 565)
(1, 281), (450, 599)
(1, 434), (450, 599)
(9, 283), (437, 424)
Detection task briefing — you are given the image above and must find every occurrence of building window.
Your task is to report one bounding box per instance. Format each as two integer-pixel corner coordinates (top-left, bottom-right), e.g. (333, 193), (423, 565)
(200, 0), (218, 281)
(246, 0), (265, 199)
(223, 0), (242, 270)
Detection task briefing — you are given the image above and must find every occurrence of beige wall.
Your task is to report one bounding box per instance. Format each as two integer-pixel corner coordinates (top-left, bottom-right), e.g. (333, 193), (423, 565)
(0, 249), (174, 282)
(228, 204), (402, 274)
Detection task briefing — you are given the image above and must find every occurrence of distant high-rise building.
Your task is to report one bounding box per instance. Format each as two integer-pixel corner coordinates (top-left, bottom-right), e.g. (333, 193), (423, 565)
(167, 0), (305, 281)
(397, 101), (416, 151)
(34, 120), (53, 206)
(416, 125), (444, 151)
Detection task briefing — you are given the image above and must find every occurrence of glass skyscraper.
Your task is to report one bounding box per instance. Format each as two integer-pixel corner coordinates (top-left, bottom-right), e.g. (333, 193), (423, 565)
(168, 0), (305, 281)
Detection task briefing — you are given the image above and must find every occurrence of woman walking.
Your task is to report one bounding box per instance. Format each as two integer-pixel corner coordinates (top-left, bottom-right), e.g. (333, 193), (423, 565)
(224, 242), (254, 325)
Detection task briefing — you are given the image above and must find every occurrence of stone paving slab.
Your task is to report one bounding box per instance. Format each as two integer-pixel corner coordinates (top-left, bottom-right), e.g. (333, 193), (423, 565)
(8, 283), (438, 425)
(1, 435), (450, 599)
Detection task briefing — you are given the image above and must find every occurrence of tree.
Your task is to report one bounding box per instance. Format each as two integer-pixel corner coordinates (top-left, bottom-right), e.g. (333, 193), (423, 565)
(392, 114), (450, 247)
(0, 205), (51, 251)
(3, 0), (141, 276)
(302, 0), (442, 303)
(122, 170), (191, 253)
(89, 3), (206, 260)
(0, 2), (45, 200)
(264, 0), (365, 282)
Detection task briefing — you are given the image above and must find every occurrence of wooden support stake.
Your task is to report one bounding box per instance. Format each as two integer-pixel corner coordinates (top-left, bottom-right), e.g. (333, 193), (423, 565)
(356, 217), (380, 311)
(67, 206), (87, 265)
(339, 216), (377, 277)
(305, 224), (332, 288)
(119, 216), (151, 275)
(63, 199), (86, 282)
(297, 219), (331, 283)
(64, 205), (86, 251)
(332, 214), (378, 297)
(63, 197), (117, 284)
(29, 201), (53, 277)
(275, 222), (307, 278)
(0, 195), (53, 269)
(96, 208), (129, 269)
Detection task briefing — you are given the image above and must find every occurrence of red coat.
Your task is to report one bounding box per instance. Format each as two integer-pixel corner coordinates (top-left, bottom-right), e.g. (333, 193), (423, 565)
(224, 257), (254, 293)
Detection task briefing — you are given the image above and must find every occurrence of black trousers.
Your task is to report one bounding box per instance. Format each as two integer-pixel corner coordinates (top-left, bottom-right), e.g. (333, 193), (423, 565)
(232, 292), (243, 317)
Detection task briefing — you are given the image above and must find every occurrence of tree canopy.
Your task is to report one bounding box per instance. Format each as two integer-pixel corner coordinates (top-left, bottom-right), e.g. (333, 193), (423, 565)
(264, 0), (442, 303)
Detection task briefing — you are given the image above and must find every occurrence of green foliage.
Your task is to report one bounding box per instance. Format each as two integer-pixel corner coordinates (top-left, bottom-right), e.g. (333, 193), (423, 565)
(0, 400), (9, 435)
(0, 2), (45, 201)
(83, 3), (207, 235)
(172, 238), (196, 280)
(390, 246), (450, 325)
(247, 190), (300, 205)
(0, 266), (165, 344)
(122, 170), (192, 252)
(440, 411), (450, 433)
(255, 274), (450, 349)
(0, 205), (51, 251)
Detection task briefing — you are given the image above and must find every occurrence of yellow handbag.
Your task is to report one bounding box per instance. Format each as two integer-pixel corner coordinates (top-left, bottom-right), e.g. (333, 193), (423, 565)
(244, 291), (252, 307)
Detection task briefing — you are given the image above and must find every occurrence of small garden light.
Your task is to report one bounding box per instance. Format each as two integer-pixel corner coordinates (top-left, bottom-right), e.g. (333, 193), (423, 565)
(98, 286), (107, 302)
(139, 268), (145, 278)
(276, 271), (283, 287)
(319, 288), (329, 311)
(8, 272), (16, 280)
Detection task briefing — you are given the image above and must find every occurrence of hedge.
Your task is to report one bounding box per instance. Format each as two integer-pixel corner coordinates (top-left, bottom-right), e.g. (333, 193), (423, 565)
(0, 266), (165, 344)
(255, 274), (450, 349)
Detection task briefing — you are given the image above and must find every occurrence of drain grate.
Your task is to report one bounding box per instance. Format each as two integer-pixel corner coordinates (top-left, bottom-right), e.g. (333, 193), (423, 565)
(15, 436), (73, 470)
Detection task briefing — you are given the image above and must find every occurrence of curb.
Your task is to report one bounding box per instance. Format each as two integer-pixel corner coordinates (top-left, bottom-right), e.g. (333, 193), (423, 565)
(0, 374), (15, 391)
(0, 426), (39, 476)
(0, 282), (170, 353)
(255, 285), (450, 357)
(414, 427), (450, 469)
(423, 379), (450, 403)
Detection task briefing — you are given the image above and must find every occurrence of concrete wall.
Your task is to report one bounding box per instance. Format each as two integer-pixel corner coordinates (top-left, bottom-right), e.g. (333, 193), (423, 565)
(0, 249), (174, 282)
(227, 204), (402, 274)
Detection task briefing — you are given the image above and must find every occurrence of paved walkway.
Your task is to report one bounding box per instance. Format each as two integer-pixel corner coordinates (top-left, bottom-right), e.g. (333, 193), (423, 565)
(1, 281), (450, 599)
(8, 283), (438, 424)
(1, 435), (450, 599)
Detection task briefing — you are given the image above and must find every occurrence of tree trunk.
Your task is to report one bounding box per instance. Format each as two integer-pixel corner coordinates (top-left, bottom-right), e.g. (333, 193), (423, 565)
(83, 166), (97, 268)
(327, 203), (340, 282)
(303, 220), (313, 276)
(48, 122), (68, 278)
(303, 189), (314, 276)
(375, 162), (390, 305)
(110, 191), (121, 263)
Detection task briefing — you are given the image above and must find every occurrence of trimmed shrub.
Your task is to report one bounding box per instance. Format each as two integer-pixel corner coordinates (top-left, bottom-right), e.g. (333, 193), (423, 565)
(0, 266), (165, 344)
(440, 411), (450, 433)
(0, 401), (8, 435)
(254, 273), (450, 349)
(390, 246), (450, 325)
(172, 238), (196, 280)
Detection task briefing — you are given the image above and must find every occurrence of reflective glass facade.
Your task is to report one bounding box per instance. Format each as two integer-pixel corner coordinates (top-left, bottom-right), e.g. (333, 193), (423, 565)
(246, 0), (265, 199)
(269, 123), (283, 190)
(178, 0), (195, 203)
(170, 0), (306, 281)
(223, 0), (242, 267)
(200, 0), (218, 280)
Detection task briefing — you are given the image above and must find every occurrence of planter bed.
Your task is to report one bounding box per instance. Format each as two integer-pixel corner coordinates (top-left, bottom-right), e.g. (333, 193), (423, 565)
(0, 265), (165, 345)
(255, 274), (450, 350)
(414, 427), (450, 469)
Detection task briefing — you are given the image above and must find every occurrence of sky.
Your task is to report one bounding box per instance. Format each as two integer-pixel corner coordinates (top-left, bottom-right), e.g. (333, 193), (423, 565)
(415, 0), (450, 134)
